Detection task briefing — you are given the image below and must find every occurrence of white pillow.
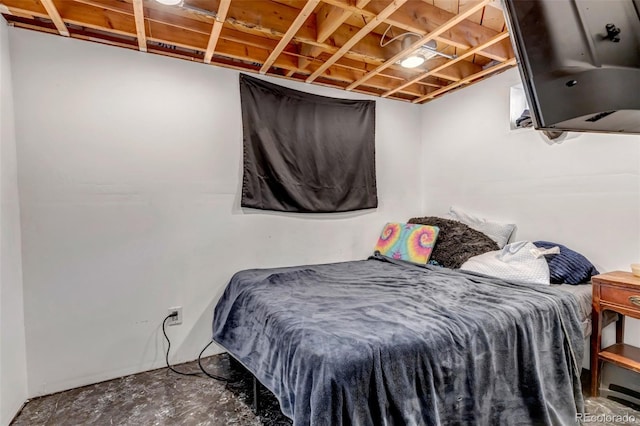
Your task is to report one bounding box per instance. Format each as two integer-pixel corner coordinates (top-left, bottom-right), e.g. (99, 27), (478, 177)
(461, 241), (550, 285)
(447, 206), (515, 248)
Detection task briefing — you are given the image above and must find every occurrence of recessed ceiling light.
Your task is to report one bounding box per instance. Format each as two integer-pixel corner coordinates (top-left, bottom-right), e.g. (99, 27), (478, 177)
(400, 55), (425, 68)
(155, 0), (182, 5)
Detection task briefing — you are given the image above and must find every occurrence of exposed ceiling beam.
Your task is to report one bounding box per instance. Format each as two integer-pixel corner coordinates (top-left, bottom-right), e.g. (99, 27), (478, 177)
(213, 37), (430, 97)
(203, 0), (231, 64)
(21, 0), (406, 72)
(383, 30), (510, 98)
(298, 44), (324, 69)
(260, 0), (320, 74)
(2, 0), (516, 103)
(39, 0), (68, 36)
(131, 0), (147, 52)
(321, 0), (510, 60)
(316, 0), (371, 44)
(346, 0), (491, 91)
(303, 62), (432, 97)
(413, 57), (517, 103)
(316, 4), (350, 44)
(3, 0), (441, 85)
(306, 0), (409, 83)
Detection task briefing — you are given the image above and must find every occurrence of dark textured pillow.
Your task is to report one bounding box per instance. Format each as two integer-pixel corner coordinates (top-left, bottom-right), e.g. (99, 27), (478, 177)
(533, 241), (599, 284)
(407, 216), (499, 269)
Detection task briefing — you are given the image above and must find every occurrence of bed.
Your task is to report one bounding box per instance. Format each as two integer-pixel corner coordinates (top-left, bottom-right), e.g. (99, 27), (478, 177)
(553, 283), (593, 337)
(213, 254), (586, 425)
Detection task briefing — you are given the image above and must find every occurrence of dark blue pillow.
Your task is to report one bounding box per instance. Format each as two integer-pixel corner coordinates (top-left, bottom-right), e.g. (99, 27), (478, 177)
(534, 241), (599, 284)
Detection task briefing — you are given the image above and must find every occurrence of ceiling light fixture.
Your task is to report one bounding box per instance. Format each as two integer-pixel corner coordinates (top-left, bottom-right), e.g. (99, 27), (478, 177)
(153, 0), (218, 19)
(399, 37), (428, 68)
(155, 0), (182, 5)
(380, 26), (457, 69)
(400, 55), (426, 69)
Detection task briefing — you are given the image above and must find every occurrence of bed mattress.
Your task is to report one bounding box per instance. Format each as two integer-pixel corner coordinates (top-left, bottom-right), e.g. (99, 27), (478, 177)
(213, 256), (585, 426)
(554, 283), (592, 336)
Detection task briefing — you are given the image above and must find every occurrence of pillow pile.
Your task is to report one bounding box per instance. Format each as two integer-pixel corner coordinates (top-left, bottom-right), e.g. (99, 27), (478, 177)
(533, 241), (599, 284)
(374, 222), (439, 264)
(447, 206), (516, 249)
(407, 216), (498, 269)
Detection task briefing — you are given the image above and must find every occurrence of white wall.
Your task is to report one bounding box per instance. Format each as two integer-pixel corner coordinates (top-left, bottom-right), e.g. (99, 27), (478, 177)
(0, 22), (28, 426)
(9, 28), (424, 397)
(9, 25), (639, 400)
(420, 67), (640, 349)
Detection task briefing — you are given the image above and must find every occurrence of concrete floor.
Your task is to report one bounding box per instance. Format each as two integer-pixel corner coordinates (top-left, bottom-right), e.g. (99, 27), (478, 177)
(11, 354), (640, 425)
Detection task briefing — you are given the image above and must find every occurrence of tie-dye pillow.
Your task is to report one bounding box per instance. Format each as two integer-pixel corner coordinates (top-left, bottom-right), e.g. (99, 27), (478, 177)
(374, 222), (439, 264)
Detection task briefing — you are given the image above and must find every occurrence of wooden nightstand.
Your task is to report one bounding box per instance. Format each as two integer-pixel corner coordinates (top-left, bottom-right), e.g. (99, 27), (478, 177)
(591, 271), (640, 397)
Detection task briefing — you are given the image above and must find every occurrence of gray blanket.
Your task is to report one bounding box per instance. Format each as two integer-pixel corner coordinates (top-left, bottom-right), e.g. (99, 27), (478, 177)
(212, 256), (584, 425)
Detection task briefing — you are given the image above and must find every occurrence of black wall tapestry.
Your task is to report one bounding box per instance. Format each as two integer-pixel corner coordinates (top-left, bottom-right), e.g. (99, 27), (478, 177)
(240, 74), (377, 213)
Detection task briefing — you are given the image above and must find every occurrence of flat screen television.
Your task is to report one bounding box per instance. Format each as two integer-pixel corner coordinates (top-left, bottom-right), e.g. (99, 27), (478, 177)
(502, 0), (640, 134)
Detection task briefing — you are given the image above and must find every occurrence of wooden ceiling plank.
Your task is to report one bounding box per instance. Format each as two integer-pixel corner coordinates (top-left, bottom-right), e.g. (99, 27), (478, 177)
(4, 16), (58, 33)
(3, 0), (515, 103)
(302, 64), (431, 97)
(346, 0), (490, 91)
(316, 3), (351, 44)
(312, 51), (444, 88)
(316, 0), (371, 43)
(2, 5), (48, 20)
(306, 0), (409, 83)
(475, 37), (513, 61)
(67, 0), (398, 69)
(298, 43), (324, 69)
(5, 10), (415, 96)
(382, 30), (509, 97)
(211, 37), (414, 94)
(3, 0), (426, 82)
(132, 0), (147, 52)
(2, 0), (47, 16)
(413, 57), (517, 103)
(434, 0), (459, 14)
(297, 0), (371, 71)
(222, 1), (392, 62)
(459, 0), (484, 24)
(8, 0), (463, 83)
(322, 0), (508, 59)
(71, 0), (264, 53)
(1, 6), (37, 19)
(146, 19), (209, 50)
(480, 3), (505, 32)
(74, 0), (214, 35)
(39, 0), (68, 36)
(203, 0), (231, 64)
(260, 0), (320, 74)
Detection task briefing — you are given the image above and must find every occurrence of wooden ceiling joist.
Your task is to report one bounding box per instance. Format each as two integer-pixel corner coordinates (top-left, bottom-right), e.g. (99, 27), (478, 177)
(260, 0), (320, 74)
(298, 43), (324, 69)
(316, 3), (350, 44)
(316, 0), (371, 43)
(131, 0), (147, 52)
(346, 0), (491, 91)
(321, 0), (511, 60)
(383, 30), (510, 98)
(1, 0), (516, 104)
(306, 0), (409, 83)
(413, 57), (517, 103)
(39, 0), (68, 36)
(203, 0), (231, 64)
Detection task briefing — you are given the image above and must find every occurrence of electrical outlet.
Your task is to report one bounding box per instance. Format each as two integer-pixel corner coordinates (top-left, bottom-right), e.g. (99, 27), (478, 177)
(167, 306), (182, 326)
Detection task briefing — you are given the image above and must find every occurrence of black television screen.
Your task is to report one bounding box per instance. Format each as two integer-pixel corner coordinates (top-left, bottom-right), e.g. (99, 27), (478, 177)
(503, 0), (640, 134)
